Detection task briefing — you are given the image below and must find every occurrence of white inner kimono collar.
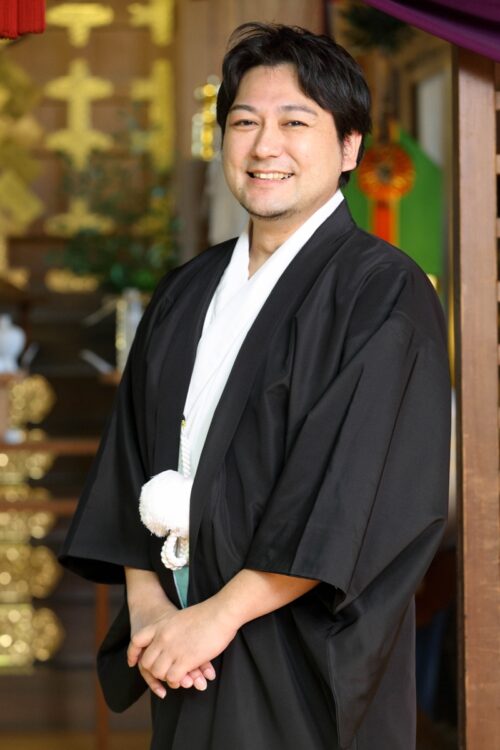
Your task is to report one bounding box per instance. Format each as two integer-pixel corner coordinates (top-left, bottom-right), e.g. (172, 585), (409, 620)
(183, 189), (345, 476)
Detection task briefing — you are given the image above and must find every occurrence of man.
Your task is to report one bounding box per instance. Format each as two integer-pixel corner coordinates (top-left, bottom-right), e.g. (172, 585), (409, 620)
(61, 23), (451, 750)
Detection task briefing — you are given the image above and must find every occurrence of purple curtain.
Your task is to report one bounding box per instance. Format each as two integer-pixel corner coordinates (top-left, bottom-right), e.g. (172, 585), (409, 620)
(361, 1), (500, 61)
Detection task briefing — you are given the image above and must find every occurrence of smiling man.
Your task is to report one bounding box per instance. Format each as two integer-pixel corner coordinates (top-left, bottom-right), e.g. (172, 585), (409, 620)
(61, 24), (451, 750)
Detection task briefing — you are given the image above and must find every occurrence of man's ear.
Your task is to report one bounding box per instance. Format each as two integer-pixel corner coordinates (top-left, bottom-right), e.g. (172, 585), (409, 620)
(341, 132), (362, 171)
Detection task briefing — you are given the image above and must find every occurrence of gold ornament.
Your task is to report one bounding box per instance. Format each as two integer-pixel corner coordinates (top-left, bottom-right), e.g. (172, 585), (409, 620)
(8, 374), (56, 427)
(192, 78), (220, 161)
(0, 170), (43, 232)
(0, 487), (55, 543)
(0, 168), (45, 288)
(0, 544), (62, 602)
(44, 267), (100, 293)
(0, 237), (28, 289)
(0, 85), (10, 110)
(0, 431), (54, 484)
(131, 60), (174, 170)
(47, 3), (114, 47)
(0, 603), (64, 668)
(128, 0), (173, 46)
(44, 196), (114, 237)
(45, 59), (113, 170)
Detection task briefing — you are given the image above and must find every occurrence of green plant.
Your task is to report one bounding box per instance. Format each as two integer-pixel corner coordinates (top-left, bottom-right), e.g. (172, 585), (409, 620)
(53, 115), (178, 293)
(341, 2), (413, 54)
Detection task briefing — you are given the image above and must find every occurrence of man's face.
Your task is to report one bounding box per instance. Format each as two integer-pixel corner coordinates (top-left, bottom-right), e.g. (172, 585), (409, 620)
(222, 64), (361, 232)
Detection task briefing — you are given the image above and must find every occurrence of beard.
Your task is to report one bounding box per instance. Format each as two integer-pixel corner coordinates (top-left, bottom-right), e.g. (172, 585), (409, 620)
(237, 196), (295, 222)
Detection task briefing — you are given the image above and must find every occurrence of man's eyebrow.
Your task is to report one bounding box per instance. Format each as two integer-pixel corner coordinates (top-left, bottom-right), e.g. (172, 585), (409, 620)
(228, 103), (318, 116)
(228, 104), (257, 114)
(279, 104), (318, 116)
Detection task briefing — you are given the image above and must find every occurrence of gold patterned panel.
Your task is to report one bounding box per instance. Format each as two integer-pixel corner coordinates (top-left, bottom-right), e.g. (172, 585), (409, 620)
(45, 59), (113, 170)
(0, 604), (64, 667)
(44, 196), (114, 237)
(47, 3), (114, 47)
(131, 60), (174, 170)
(0, 544), (62, 602)
(128, 0), (173, 46)
(0, 170), (44, 232)
(0, 237), (28, 289)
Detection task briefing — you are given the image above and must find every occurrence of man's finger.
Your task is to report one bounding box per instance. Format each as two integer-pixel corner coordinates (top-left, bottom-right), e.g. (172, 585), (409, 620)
(127, 642), (143, 667)
(184, 668), (206, 691)
(131, 626), (155, 650)
(138, 663), (166, 699)
(199, 661), (216, 681)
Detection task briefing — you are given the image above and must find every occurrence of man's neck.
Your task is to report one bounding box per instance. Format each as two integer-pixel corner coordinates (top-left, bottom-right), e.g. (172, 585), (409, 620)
(247, 190), (343, 277)
(248, 218), (302, 277)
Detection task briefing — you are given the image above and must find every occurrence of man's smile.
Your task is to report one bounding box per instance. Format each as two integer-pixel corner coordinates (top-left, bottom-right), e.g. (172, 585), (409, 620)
(247, 171), (294, 181)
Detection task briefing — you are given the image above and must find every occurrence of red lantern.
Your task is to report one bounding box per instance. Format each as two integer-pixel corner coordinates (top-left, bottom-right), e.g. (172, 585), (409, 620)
(0, 1), (45, 39)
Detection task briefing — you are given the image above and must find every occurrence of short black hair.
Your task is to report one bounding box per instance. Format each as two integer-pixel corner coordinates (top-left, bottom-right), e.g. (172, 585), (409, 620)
(217, 23), (372, 187)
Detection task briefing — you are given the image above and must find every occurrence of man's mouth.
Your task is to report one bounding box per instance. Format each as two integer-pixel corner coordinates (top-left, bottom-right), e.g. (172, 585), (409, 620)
(248, 171), (293, 181)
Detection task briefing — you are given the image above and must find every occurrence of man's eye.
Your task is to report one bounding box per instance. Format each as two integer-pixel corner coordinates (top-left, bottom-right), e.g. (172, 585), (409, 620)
(285, 120), (307, 127)
(232, 119), (255, 127)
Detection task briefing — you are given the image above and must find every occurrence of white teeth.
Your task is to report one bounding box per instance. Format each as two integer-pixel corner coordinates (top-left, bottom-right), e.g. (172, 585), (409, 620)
(251, 172), (292, 180)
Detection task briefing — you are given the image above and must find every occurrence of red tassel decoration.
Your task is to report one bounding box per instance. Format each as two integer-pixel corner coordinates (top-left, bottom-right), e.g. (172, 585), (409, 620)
(0, 0), (45, 39)
(0, 0), (19, 39)
(18, 0), (46, 34)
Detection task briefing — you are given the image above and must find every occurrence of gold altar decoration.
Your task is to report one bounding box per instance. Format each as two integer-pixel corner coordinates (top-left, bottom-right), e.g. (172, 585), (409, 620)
(44, 196), (114, 237)
(46, 3), (114, 47)
(0, 372), (25, 438)
(0, 604), (63, 668)
(0, 486), (55, 542)
(0, 544), (61, 601)
(44, 267), (100, 293)
(128, 0), (173, 46)
(45, 59), (113, 170)
(0, 369), (64, 671)
(0, 238), (28, 289)
(131, 60), (174, 171)
(0, 171), (44, 290)
(192, 77), (220, 161)
(8, 375), (56, 429)
(0, 439), (54, 484)
(0, 56), (44, 290)
(0, 170), (44, 232)
(0, 115), (43, 182)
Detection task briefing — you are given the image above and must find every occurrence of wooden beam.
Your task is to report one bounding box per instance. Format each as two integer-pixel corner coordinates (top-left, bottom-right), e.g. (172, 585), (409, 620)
(453, 48), (500, 749)
(0, 438), (99, 454)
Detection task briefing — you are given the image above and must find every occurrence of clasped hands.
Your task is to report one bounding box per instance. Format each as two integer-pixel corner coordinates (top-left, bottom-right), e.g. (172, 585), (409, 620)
(127, 595), (237, 699)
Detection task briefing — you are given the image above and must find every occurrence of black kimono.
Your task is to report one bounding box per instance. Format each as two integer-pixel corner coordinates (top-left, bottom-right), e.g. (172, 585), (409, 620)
(60, 202), (451, 750)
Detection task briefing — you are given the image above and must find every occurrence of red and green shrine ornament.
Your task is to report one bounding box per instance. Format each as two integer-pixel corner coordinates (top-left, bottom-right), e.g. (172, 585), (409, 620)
(345, 124), (444, 280)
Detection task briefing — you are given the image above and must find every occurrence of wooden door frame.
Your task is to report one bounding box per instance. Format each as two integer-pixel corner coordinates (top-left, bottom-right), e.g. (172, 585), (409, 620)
(453, 47), (500, 750)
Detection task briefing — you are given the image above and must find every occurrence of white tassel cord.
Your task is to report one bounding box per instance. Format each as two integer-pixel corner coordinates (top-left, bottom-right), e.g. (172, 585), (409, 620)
(138, 420), (192, 570)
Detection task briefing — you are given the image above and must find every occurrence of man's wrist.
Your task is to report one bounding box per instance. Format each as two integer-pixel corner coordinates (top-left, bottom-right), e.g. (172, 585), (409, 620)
(125, 567), (170, 611)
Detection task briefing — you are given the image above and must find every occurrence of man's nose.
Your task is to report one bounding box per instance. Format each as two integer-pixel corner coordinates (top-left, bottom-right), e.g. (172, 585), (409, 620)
(251, 122), (284, 159)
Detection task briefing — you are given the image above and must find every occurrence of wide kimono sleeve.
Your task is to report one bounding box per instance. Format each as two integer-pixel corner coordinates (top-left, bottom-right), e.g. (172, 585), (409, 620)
(59, 278), (172, 584)
(244, 266), (451, 747)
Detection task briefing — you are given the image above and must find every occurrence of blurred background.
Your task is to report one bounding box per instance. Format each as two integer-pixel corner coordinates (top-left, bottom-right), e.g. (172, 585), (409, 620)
(0, 1), (499, 749)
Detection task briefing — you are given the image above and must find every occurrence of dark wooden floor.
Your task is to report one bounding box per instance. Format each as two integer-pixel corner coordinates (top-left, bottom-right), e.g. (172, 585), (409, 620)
(2, 732), (150, 750)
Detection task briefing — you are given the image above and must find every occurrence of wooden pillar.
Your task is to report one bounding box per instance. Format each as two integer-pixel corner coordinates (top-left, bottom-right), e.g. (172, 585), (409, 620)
(95, 584), (110, 750)
(453, 48), (500, 750)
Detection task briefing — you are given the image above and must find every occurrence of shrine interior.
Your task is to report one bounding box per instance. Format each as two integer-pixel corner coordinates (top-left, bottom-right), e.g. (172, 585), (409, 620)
(2, 2), (497, 750)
